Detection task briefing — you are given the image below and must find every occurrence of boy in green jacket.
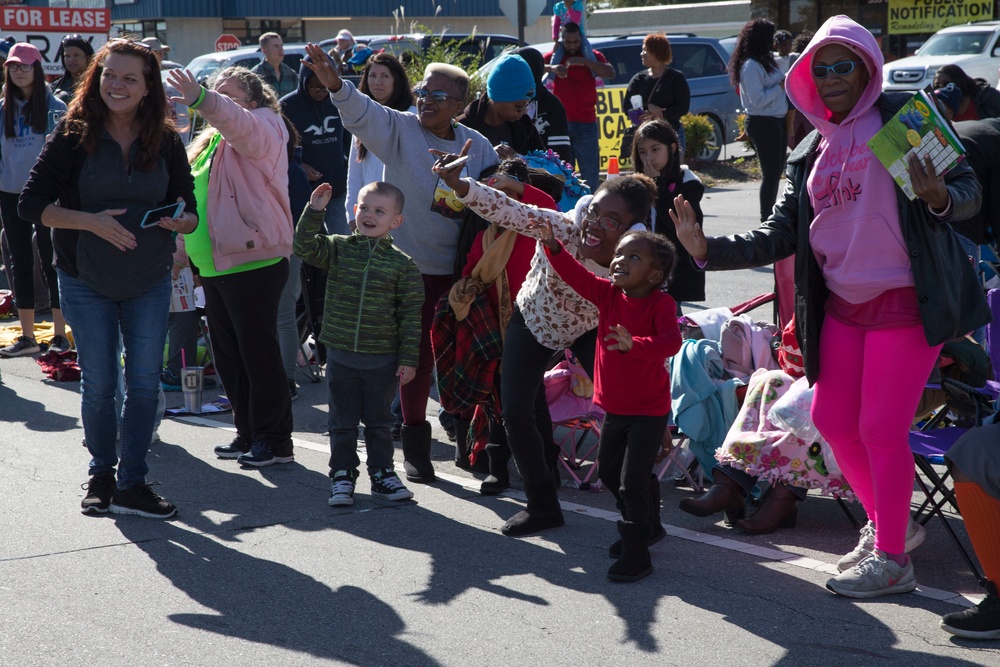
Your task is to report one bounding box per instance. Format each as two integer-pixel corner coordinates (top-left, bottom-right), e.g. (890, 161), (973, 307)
(294, 181), (423, 506)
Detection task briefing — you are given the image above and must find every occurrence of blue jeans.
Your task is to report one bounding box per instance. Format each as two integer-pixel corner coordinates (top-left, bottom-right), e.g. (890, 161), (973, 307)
(327, 358), (398, 473)
(567, 121), (600, 193)
(59, 270), (170, 490)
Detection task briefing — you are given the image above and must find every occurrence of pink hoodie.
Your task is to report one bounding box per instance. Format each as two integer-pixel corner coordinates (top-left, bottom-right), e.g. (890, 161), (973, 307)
(786, 16), (914, 305)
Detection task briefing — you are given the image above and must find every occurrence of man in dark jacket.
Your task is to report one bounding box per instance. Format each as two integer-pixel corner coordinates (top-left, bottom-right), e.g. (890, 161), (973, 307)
(514, 47), (573, 164)
(280, 57), (348, 235)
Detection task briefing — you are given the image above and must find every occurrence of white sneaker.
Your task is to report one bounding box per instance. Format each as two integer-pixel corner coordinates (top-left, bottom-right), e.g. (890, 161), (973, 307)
(836, 518), (926, 572)
(826, 551), (917, 598)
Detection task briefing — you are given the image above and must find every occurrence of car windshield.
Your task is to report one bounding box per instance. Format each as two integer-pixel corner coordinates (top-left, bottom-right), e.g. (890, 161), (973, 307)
(186, 55), (226, 82)
(918, 30), (992, 56)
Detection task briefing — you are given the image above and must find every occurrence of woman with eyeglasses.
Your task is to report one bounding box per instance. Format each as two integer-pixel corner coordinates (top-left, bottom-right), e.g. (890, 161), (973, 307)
(19, 38), (197, 518)
(669, 15), (989, 599)
(729, 19), (788, 223)
(164, 66), (295, 470)
(0, 44), (68, 359)
(303, 43), (498, 485)
(433, 142), (656, 536)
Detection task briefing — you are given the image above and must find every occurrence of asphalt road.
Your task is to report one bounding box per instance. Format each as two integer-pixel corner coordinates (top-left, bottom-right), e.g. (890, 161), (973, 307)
(1, 181), (998, 666)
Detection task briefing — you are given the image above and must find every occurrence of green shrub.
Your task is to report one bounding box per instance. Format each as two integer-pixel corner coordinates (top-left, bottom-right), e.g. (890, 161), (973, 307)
(398, 24), (481, 88)
(680, 113), (714, 161)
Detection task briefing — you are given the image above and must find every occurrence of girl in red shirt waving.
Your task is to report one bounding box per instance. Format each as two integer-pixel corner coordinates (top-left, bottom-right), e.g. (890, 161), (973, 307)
(533, 218), (683, 582)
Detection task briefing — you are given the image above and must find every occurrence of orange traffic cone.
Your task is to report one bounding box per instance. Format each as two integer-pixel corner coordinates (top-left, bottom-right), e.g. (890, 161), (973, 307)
(606, 156), (620, 181)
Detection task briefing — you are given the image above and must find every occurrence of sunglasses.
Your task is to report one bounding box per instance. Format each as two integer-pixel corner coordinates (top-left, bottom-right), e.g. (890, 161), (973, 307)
(413, 87), (459, 103)
(812, 60), (863, 79)
(582, 206), (624, 232)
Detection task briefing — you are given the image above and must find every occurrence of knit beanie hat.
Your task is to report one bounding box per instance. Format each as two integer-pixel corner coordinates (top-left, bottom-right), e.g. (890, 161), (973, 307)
(486, 55), (536, 103)
(934, 83), (962, 118)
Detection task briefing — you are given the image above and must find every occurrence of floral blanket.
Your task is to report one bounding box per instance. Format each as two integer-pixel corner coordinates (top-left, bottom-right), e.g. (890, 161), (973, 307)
(716, 369), (854, 500)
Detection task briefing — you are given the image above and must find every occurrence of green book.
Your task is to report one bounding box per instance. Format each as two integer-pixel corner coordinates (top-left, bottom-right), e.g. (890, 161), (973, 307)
(867, 88), (965, 201)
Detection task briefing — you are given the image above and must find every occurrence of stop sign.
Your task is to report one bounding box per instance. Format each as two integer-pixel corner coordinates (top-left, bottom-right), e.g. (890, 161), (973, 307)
(215, 34), (242, 52)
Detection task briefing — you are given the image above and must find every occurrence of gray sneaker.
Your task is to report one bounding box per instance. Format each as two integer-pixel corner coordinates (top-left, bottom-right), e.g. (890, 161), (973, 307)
(826, 551), (917, 598)
(0, 335), (40, 357)
(836, 518), (927, 572)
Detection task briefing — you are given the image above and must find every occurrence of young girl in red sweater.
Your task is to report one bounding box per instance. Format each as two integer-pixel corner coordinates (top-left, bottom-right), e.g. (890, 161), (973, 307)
(532, 219), (683, 582)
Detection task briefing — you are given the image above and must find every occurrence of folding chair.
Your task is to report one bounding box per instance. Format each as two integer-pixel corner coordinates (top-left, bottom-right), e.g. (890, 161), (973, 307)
(546, 350), (604, 490)
(656, 426), (705, 493)
(909, 288), (1000, 586)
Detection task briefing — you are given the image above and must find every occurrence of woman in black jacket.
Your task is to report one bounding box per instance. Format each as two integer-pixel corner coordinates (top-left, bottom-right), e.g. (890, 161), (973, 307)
(624, 33), (690, 154)
(457, 54), (543, 157)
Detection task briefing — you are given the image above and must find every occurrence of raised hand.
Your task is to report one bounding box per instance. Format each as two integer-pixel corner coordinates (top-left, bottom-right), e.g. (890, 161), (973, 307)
(907, 153), (949, 211)
(310, 182), (333, 211)
(604, 324), (633, 353)
(165, 69), (203, 107)
(667, 194), (708, 261)
(429, 138), (473, 197)
(303, 43), (342, 92)
(527, 217), (559, 251)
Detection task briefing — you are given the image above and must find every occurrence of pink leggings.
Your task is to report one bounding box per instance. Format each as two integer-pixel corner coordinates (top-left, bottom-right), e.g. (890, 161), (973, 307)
(810, 317), (941, 554)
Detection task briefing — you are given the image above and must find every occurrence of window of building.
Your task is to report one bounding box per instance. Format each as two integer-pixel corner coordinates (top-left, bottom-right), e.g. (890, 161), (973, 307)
(111, 20), (167, 42)
(220, 19), (305, 47)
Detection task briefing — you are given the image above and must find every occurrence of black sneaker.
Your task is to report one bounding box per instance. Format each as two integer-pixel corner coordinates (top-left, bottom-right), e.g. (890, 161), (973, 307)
(0, 335), (40, 358)
(109, 483), (177, 519)
(214, 435), (247, 459)
(370, 468), (414, 501)
(80, 472), (116, 514)
(941, 580), (1000, 640)
(237, 440), (294, 467)
(329, 469), (357, 506)
(48, 335), (71, 353)
(288, 377), (298, 401)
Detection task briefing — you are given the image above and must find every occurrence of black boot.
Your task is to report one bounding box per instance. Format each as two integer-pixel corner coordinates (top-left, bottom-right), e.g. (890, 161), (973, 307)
(607, 521), (654, 582)
(501, 482), (565, 536)
(453, 418), (474, 470)
(480, 442), (511, 495)
(678, 471), (746, 524)
(610, 476), (667, 558)
(401, 421), (436, 484)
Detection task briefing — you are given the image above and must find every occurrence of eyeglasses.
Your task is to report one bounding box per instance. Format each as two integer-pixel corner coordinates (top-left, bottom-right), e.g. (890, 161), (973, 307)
(7, 63), (33, 73)
(414, 87), (459, 103)
(582, 206), (624, 232)
(812, 60), (863, 79)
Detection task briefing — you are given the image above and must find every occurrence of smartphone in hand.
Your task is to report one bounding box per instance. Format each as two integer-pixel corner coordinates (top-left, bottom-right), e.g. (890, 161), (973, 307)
(140, 201), (185, 229)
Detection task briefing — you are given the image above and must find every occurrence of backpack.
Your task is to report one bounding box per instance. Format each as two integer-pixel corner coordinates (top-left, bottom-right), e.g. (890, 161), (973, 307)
(719, 314), (780, 382)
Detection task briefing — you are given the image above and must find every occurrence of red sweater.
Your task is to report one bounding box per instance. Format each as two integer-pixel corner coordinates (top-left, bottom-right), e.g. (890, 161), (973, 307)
(546, 243), (682, 416)
(462, 184), (557, 313)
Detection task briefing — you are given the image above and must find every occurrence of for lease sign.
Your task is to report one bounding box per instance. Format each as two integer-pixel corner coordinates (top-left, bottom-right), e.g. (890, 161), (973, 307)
(0, 7), (110, 75)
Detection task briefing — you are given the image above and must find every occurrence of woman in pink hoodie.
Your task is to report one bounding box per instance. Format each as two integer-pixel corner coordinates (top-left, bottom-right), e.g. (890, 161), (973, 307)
(167, 66), (295, 469)
(670, 15), (989, 599)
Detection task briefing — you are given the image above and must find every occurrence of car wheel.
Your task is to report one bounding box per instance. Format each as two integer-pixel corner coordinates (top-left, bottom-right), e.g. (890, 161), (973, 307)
(695, 115), (724, 163)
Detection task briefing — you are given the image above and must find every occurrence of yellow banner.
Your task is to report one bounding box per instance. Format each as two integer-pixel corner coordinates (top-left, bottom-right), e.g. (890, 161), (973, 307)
(888, 0), (994, 35)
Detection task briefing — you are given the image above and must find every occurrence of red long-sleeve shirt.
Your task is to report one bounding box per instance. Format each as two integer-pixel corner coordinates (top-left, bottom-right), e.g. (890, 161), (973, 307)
(546, 242), (682, 416)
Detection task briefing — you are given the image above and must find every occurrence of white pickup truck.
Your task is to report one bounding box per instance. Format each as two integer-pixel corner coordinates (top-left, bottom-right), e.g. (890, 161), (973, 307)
(883, 21), (1000, 91)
